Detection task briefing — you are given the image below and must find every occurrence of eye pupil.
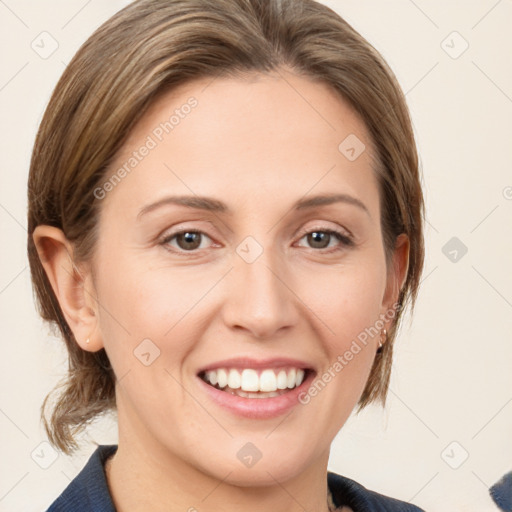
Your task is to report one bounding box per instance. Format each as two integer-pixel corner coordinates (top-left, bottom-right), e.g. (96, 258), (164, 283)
(308, 231), (330, 249)
(165, 228), (347, 255)
(177, 231), (201, 250)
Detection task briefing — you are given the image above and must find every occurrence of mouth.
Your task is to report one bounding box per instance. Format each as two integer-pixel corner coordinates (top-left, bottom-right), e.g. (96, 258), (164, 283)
(198, 366), (313, 399)
(196, 357), (316, 418)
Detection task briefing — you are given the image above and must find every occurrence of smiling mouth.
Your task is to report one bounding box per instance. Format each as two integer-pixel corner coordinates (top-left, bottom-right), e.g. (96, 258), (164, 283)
(198, 367), (312, 399)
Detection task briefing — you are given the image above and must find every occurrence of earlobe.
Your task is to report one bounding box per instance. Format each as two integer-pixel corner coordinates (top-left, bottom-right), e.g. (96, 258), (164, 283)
(32, 225), (103, 352)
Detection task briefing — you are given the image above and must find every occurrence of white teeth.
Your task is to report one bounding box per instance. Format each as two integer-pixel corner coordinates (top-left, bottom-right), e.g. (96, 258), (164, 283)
(276, 370), (288, 389)
(286, 368), (297, 389)
(206, 370), (217, 386)
(217, 368), (228, 388)
(259, 369), (277, 392)
(227, 369), (241, 389)
(241, 369), (259, 392)
(235, 389), (281, 398)
(202, 367), (307, 394)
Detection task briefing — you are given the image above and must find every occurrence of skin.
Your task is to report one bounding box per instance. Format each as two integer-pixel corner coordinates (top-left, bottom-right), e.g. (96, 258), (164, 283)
(34, 68), (409, 512)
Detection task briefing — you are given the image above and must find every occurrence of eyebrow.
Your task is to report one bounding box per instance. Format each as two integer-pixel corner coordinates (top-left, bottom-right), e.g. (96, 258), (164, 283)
(137, 193), (370, 220)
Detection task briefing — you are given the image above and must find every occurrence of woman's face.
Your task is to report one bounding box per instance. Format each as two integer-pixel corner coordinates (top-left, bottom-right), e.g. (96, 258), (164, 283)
(88, 69), (406, 484)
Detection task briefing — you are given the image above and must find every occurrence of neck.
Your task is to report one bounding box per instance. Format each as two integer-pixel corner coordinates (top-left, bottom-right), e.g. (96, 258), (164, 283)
(106, 415), (333, 512)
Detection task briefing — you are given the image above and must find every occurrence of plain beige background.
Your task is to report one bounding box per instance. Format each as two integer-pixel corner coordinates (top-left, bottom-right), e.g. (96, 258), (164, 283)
(1, 1), (511, 511)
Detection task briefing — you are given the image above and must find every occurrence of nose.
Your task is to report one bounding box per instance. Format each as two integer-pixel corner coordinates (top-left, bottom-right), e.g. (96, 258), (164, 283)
(220, 244), (300, 340)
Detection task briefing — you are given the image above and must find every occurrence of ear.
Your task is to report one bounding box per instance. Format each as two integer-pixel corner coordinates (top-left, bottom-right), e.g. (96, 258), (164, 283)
(381, 233), (410, 320)
(32, 225), (103, 352)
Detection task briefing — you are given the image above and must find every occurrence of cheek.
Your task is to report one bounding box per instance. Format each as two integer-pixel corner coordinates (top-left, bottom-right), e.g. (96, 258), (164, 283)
(300, 257), (386, 347)
(298, 258), (385, 406)
(93, 254), (192, 365)
(93, 250), (226, 380)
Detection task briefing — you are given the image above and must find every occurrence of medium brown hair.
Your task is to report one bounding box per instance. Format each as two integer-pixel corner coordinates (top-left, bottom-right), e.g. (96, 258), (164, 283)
(27, 0), (424, 454)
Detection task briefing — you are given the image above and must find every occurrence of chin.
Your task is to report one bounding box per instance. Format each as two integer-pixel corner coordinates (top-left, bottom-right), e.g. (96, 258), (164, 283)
(194, 439), (319, 488)
(218, 461), (307, 488)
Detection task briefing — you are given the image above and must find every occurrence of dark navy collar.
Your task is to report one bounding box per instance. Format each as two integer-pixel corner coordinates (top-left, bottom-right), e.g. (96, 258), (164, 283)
(489, 471), (512, 512)
(46, 444), (117, 512)
(327, 471), (425, 511)
(47, 444), (424, 511)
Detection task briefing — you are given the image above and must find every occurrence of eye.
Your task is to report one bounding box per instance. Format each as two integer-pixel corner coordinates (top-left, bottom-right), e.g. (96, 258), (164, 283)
(159, 226), (354, 255)
(296, 227), (354, 252)
(160, 230), (214, 253)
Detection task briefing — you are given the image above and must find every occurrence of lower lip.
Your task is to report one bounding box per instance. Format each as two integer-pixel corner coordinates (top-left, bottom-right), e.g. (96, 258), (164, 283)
(197, 371), (316, 419)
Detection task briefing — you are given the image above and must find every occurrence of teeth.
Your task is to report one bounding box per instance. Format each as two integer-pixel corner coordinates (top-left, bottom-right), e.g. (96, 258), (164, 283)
(260, 369), (277, 392)
(287, 368), (296, 389)
(233, 389), (281, 398)
(276, 370), (288, 389)
(227, 369), (241, 389)
(206, 370), (218, 386)
(217, 368), (228, 388)
(241, 369), (259, 391)
(202, 367), (307, 394)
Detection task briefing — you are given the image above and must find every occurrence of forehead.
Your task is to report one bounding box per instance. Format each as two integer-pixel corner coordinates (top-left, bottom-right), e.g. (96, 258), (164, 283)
(100, 70), (379, 219)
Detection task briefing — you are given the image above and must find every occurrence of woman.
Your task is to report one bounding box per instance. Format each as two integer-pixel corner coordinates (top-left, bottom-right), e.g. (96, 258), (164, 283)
(27, 0), (425, 510)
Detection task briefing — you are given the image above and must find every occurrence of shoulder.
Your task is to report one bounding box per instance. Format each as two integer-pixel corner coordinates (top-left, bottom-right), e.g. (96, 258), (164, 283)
(490, 470), (512, 511)
(45, 444), (118, 512)
(328, 471), (425, 512)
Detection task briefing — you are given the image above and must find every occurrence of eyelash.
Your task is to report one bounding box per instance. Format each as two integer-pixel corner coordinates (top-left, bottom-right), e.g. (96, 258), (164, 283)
(159, 226), (355, 255)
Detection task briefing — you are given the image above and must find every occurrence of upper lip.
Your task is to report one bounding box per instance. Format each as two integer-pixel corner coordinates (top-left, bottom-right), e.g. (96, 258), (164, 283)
(197, 357), (315, 375)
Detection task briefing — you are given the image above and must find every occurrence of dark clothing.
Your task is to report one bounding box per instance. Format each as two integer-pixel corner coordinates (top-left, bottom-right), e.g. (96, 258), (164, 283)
(47, 445), (117, 512)
(46, 444), (425, 511)
(490, 471), (512, 512)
